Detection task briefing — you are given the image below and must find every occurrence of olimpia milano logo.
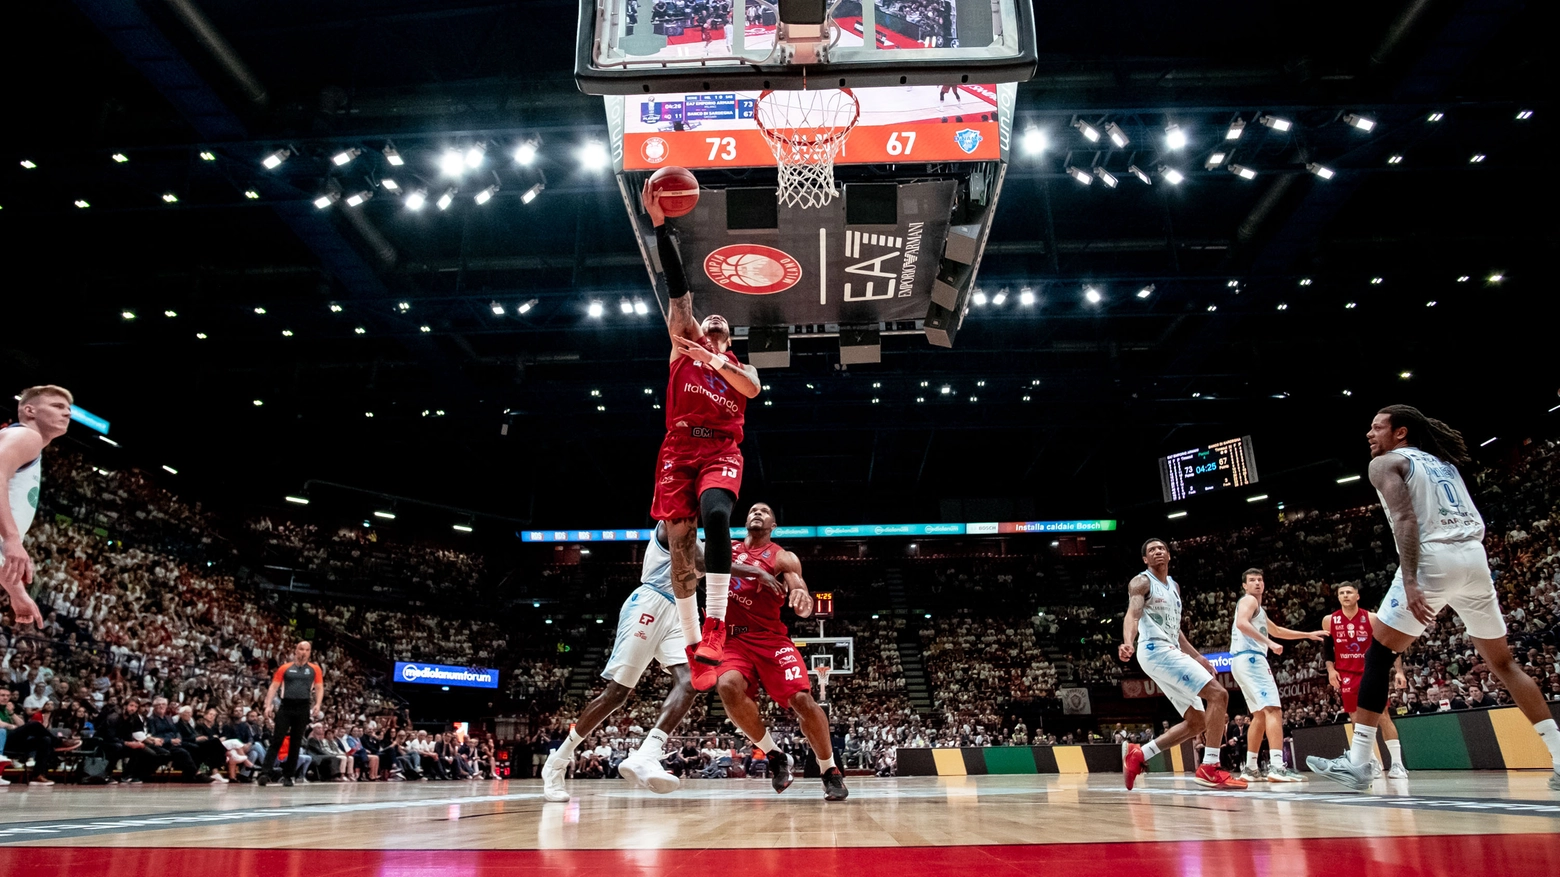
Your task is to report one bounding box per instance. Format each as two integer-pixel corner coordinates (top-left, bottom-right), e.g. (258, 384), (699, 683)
(703, 244), (802, 295)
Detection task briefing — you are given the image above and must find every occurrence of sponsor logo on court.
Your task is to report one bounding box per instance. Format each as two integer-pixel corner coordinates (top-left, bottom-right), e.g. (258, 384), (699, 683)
(954, 129), (982, 153)
(641, 136), (669, 164)
(704, 244), (802, 295)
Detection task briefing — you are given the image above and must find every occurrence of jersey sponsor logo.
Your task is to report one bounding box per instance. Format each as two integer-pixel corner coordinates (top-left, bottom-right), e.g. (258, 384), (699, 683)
(703, 244), (802, 295)
(681, 380), (742, 415)
(639, 613), (656, 625)
(641, 136), (669, 164)
(635, 631), (648, 640)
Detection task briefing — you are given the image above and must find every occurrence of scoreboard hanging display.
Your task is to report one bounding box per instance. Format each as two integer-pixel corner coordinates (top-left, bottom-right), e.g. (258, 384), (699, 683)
(1158, 436), (1260, 502)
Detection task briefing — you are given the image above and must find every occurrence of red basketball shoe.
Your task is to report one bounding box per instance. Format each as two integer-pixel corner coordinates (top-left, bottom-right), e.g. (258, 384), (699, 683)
(1194, 763), (1248, 789)
(686, 645), (719, 691)
(694, 617), (727, 666)
(1122, 743), (1146, 790)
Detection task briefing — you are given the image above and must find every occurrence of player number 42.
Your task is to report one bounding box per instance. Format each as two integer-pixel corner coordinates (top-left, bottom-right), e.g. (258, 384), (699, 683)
(783, 666), (803, 681)
(705, 137), (737, 161)
(885, 131), (917, 156)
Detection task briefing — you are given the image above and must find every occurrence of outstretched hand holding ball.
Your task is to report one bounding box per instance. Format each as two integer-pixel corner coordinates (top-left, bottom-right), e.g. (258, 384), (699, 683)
(644, 166), (700, 226)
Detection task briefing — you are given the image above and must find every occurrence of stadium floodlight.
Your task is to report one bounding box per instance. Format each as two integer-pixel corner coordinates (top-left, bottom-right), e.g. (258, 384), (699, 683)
(453, 523), (474, 533)
(244, 189), (260, 199)
(473, 184), (498, 205)
(1066, 166), (1093, 186)
(162, 465), (178, 474)
(588, 300), (605, 318)
(285, 495), (309, 505)
(439, 150), (466, 178)
(329, 303), (344, 312)
(380, 178), (400, 192)
(261, 148), (289, 169)
(1084, 286), (1102, 304)
(1387, 154), (1403, 164)
(1229, 163), (1257, 180)
(1307, 163), (1335, 179)
(1247, 494), (1268, 503)
(161, 192), (179, 203)
(383, 143), (404, 166)
(1020, 127), (1047, 155)
(1137, 284), (1154, 299)
(373, 510), (396, 520)
(1487, 272), (1503, 283)
(254, 307), (267, 315)
(397, 302), (412, 312)
(513, 139), (540, 165)
(1073, 119), (1101, 142)
(465, 143), (487, 169)
(1205, 151), (1227, 168)
(1299, 277), (1313, 286)
(1480, 436), (1497, 447)
(121, 310), (136, 320)
(1371, 276), (1384, 285)
(619, 298), (634, 314)
(1104, 122), (1129, 148)
(332, 147), (360, 166)
(1398, 371), (1412, 379)
(1167, 511), (1188, 519)
(111, 152), (128, 163)
(1225, 118), (1245, 140)
(1276, 303), (1288, 310)
(344, 190), (372, 207)
(991, 290), (1008, 305)
(1128, 164), (1152, 185)
(1336, 475), (1362, 484)
(521, 183), (543, 204)
(20, 159), (37, 169)
(419, 325), (430, 333)
(252, 399), (264, 406)
(1470, 153), (1486, 163)
(313, 192), (339, 209)
(972, 290), (988, 306)
(1164, 123), (1187, 150)
(579, 141), (610, 170)
(490, 301), (505, 316)
(1516, 110), (1533, 120)
(74, 199), (90, 209)
(1093, 166), (1119, 188)
(164, 310), (177, 318)
(1342, 113), (1376, 132)
(1427, 111), (1444, 122)
(1019, 288), (1036, 306)
(1159, 166), (1184, 185)
(518, 298), (537, 314)
(634, 299), (649, 315)
(436, 188), (455, 210)
(405, 188), (427, 211)
(1259, 115), (1292, 132)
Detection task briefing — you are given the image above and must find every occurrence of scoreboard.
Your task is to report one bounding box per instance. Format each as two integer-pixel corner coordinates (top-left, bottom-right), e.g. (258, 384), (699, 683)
(811, 592), (835, 619)
(1159, 436), (1260, 502)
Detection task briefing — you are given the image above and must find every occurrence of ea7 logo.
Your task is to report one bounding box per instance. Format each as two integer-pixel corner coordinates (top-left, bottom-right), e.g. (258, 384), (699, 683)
(639, 613), (656, 625)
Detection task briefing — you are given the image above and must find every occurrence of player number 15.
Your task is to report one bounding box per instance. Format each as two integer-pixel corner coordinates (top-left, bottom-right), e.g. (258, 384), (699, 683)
(705, 137), (737, 161)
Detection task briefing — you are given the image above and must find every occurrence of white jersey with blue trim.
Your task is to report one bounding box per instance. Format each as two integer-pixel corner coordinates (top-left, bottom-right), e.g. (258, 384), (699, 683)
(1229, 598), (1269, 655)
(1375, 447), (1484, 545)
(639, 529), (704, 602)
(4, 423), (41, 540)
(1137, 569), (1183, 645)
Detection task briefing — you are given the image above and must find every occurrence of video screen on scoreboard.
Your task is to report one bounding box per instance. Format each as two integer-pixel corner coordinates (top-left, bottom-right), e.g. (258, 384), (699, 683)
(1158, 436), (1259, 503)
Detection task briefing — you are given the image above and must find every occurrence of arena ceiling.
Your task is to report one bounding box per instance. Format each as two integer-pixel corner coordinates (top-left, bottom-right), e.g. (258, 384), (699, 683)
(1, 0), (1553, 533)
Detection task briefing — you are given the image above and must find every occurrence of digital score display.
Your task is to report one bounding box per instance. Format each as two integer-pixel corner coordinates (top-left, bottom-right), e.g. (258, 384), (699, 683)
(1159, 436), (1259, 502)
(811, 592), (835, 619)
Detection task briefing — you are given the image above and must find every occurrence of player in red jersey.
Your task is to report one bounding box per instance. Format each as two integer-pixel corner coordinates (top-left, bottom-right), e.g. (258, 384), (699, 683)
(712, 502), (849, 801)
(1322, 583), (1408, 779)
(642, 181), (763, 686)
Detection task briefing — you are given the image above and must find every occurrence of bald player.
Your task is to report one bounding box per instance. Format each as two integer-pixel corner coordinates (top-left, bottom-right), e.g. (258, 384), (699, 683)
(1, 385), (73, 627)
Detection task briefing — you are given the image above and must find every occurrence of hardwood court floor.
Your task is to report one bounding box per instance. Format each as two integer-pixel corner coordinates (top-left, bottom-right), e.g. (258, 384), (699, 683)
(2, 772), (1558, 875)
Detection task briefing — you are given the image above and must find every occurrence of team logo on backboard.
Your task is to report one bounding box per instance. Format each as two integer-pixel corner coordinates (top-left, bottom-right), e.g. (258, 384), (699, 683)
(954, 129), (982, 154)
(641, 137), (669, 164)
(704, 244), (802, 295)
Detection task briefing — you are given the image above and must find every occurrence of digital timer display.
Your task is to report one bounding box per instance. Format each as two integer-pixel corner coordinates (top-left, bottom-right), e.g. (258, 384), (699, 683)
(1159, 436), (1259, 503)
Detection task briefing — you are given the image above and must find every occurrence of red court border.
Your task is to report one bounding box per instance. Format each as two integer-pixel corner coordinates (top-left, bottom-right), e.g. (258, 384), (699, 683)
(5, 834), (1559, 876)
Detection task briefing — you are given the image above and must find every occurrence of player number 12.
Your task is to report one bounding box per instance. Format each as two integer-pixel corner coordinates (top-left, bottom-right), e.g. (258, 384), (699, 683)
(705, 137), (738, 161)
(885, 131), (917, 156)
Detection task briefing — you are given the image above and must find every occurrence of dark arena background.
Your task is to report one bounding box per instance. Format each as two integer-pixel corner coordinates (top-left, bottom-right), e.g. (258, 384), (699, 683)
(1, 1), (1557, 875)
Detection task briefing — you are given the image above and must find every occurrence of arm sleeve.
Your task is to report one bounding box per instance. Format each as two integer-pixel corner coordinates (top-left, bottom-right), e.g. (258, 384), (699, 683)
(656, 225), (689, 299)
(272, 665), (288, 684)
(311, 663), (324, 683)
(1321, 635), (1335, 662)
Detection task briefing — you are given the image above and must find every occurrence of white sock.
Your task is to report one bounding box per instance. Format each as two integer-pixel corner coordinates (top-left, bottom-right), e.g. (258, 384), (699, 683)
(676, 595), (702, 645)
(1244, 751), (1259, 770)
(549, 730), (583, 764)
(753, 731), (777, 753)
(639, 729), (668, 758)
(817, 755), (835, 772)
(1270, 749), (1286, 769)
(1384, 738), (1403, 767)
(1534, 718), (1560, 769)
(1201, 746), (1221, 766)
(1347, 724), (1378, 767)
(1140, 741), (1161, 760)
(705, 574), (730, 621)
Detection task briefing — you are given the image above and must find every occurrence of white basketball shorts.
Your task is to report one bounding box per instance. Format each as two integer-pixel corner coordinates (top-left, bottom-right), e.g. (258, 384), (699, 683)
(1230, 651), (1281, 711)
(1138, 637), (1212, 716)
(602, 585), (688, 688)
(1376, 540), (1508, 640)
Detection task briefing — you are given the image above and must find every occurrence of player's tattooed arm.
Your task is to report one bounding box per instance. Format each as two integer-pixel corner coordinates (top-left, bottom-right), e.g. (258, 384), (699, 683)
(668, 518), (701, 599)
(1370, 453), (1433, 624)
(667, 294), (702, 348)
(1119, 575), (1149, 662)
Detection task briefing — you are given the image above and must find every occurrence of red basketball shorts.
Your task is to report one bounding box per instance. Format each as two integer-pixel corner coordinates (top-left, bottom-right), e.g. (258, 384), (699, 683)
(1339, 670), (1362, 714)
(650, 431), (743, 521)
(716, 631), (811, 707)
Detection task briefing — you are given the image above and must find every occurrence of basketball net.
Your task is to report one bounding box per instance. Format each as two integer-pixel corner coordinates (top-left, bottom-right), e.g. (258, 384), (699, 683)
(755, 88), (861, 209)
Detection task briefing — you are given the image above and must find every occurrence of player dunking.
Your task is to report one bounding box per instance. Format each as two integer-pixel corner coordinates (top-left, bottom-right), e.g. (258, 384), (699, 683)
(1310, 406), (1560, 791)
(1, 385), (74, 627)
(1322, 582), (1409, 779)
(712, 502), (849, 800)
(642, 180), (763, 689)
(1228, 568), (1323, 783)
(1120, 538), (1247, 790)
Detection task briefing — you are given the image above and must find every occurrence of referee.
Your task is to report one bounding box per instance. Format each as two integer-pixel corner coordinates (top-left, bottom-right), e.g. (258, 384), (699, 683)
(258, 640), (324, 787)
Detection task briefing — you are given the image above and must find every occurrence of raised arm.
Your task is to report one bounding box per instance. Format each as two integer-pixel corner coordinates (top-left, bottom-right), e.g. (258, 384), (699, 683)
(776, 550), (813, 618)
(1369, 453), (1434, 624)
(1118, 575), (1149, 662)
(643, 180), (702, 346)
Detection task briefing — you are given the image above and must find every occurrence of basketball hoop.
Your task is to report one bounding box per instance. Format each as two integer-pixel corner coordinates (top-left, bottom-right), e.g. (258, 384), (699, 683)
(815, 664), (831, 703)
(755, 88), (861, 209)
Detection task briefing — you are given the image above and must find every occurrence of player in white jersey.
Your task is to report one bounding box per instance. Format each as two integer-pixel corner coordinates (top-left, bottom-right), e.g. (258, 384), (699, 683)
(1, 385), (73, 628)
(1228, 567), (1323, 783)
(1119, 538), (1247, 790)
(1310, 405), (1560, 791)
(542, 523), (788, 801)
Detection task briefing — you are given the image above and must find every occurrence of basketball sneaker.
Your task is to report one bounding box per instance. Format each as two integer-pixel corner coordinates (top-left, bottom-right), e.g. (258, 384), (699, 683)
(1371, 760), (1383, 779)
(694, 617), (727, 666)
(1238, 764), (1265, 784)
(1122, 743), (1146, 790)
(541, 756), (570, 802)
(822, 766), (849, 801)
(1386, 762), (1408, 780)
(1193, 764), (1248, 789)
(1267, 766), (1306, 783)
(686, 645), (719, 691)
(769, 750), (793, 794)
(618, 751), (679, 794)
(1306, 755), (1373, 791)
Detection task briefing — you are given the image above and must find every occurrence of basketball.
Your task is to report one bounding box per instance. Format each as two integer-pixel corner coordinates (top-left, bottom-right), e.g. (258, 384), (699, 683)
(649, 166), (700, 217)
